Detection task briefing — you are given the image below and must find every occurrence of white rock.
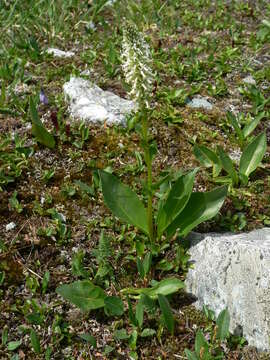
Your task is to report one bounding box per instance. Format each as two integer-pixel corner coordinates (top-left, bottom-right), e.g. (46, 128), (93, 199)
(243, 75), (256, 86)
(5, 222), (16, 231)
(185, 228), (270, 351)
(63, 77), (136, 125)
(47, 48), (75, 58)
(187, 97), (213, 111)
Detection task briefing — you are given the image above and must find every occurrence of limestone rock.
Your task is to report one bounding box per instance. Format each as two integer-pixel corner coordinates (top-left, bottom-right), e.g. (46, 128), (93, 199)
(63, 77), (136, 125)
(185, 228), (270, 351)
(47, 48), (75, 58)
(243, 75), (256, 86)
(187, 97), (213, 111)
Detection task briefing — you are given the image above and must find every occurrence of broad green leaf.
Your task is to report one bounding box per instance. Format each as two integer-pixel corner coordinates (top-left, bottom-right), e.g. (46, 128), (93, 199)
(1, 326), (8, 346)
(7, 340), (21, 351)
(226, 112), (244, 144)
(141, 294), (157, 315)
(129, 329), (138, 351)
(193, 145), (221, 177)
(79, 333), (97, 348)
(239, 132), (267, 178)
(127, 296), (137, 326)
(114, 329), (130, 341)
(104, 296), (124, 316)
(122, 277), (184, 299)
(217, 146), (238, 186)
(142, 252), (152, 275)
(136, 257), (145, 279)
(30, 329), (41, 354)
(195, 330), (209, 356)
(216, 308), (230, 340)
(167, 186), (227, 238)
(242, 112), (265, 139)
(99, 171), (148, 235)
(29, 97), (55, 149)
(185, 349), (199, 360)
(56, 280), (106, 312)
(158, 294), (174, 334)
(140, 328), (156, 337)
(157, 169), (197, 237)
(135, 297), (144, 328)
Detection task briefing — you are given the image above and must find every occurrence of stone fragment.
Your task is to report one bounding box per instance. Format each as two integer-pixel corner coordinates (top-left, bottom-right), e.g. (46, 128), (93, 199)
(5, 222), (16, 231)
(47, 48), (75, 58)
(242, 75), (256, 85)
(187, 97), (213, 111)
(63, 77), (136, 125)
(185, 229), (270, 351)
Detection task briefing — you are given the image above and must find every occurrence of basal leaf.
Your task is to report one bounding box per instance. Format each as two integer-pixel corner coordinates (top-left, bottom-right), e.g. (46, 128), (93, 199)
(56, 280), (106, 312)
(167, 186), (227, 238)
(104, 296), (124, 317)
(239, 132), (267, 179)
(217, 146), (238, 186)
(242, 112), (265, 139)
(195, 330), (209, 356)
(29, 97), (55, 149)
(99, 170), (148, 235)
(122, 277), (184, 299)
(158, 294), (174, 334)
(193, 144), (221, 177)
(157, 169), (197, 238)
(216, 308), (230, 341)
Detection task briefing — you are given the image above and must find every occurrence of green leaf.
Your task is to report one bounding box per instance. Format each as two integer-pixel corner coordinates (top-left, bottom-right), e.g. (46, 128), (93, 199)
(239, 132), (267, 179)
(142, 252), (152, 275)
(140, 328), (156, 337)
(127, 296), (137, 326)
(135, 297), (144, 328)
(30, 329), (41, 354)
(217, 146), (238, 186)
(242, 112), (265, 139)
(42, 270), (50, 294)
(79, 333), (97, 348)
(114, 329), (130, 341)
(104, 296), (124, 317)
(129, 329), (138, 351)
(141, 294), (157, 315)
(185, 349), (199, 360)
(167, 186), (227, 238)
(99, 170), (148, 235)
(2, 326), (8, 346)
(7, 340), (21, 351)
(29, 97), (55, 149)
(56, 280), (106, 312)
(216, 309), (230, 340)
(136, 257), (145, 279)
(195, 330), (209, 356)
(158, 294), (174, 334)
(226, 112), (244, 144)
(122, 277), (184, 299)
(193, 145), (221, 177)
(157, 169), (197, 237)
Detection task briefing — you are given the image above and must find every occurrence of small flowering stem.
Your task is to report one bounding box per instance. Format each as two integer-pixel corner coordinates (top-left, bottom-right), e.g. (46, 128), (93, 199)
(141, 112), (154, 243)
(121, 24), (156, 243)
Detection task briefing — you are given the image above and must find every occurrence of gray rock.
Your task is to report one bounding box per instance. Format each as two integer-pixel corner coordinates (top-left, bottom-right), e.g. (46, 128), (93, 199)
(187, 97), (213, 111)
(185, 228), (270, 351)
(63, 77), (136, 125)
(243, 75), (256, 86)
(47, 48), (75, 58)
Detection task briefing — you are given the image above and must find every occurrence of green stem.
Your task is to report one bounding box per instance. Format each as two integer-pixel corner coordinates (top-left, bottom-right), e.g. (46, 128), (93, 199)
(141, 112), (154, 243)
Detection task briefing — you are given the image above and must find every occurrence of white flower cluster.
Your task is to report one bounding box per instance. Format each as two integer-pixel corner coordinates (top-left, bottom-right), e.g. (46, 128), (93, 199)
(121, 25), (154, 108)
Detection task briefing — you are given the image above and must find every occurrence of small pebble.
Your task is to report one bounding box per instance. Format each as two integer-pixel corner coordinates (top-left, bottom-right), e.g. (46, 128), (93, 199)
(6, 222), (16, 231)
